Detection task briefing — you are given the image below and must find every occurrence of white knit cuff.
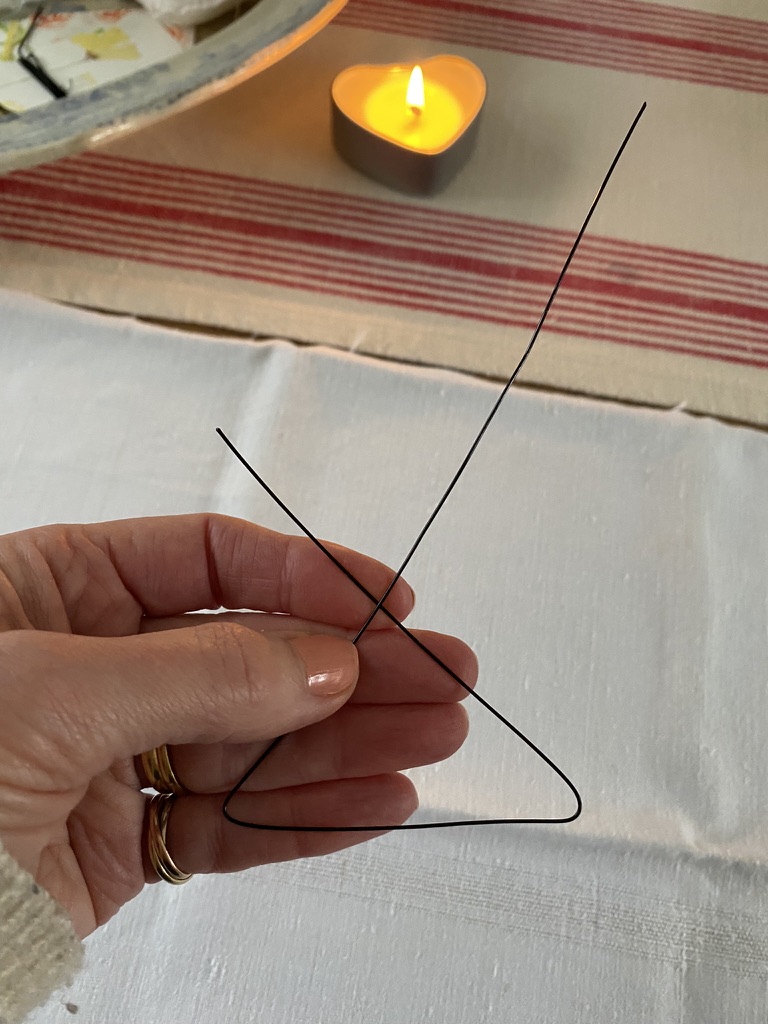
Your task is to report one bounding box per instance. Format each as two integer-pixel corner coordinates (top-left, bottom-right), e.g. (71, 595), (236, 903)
(0, 842), (83, 1024)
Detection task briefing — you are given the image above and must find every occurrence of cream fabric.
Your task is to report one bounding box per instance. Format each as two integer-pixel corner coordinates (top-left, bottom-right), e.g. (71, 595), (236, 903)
(1, 288), (767, 1022)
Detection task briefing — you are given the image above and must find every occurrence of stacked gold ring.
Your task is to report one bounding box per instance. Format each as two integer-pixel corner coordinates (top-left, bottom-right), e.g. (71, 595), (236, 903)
(140, 743), (186, 795)
(147, 793), (192, 885)
(141, 744), (192, 885)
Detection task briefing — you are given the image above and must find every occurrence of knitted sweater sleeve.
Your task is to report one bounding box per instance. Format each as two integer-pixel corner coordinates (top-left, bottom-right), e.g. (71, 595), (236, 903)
(0, 842), (83, 1024)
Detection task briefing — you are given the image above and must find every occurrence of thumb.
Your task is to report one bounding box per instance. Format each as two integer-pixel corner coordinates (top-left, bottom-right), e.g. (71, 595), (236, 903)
(0, 625), (358, 781)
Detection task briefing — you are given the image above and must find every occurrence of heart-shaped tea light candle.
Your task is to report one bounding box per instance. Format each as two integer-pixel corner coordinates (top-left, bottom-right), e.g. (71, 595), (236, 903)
(331, 55), (486, 194)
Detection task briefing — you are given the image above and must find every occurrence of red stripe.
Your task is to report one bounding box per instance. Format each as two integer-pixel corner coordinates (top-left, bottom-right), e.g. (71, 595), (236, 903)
(382, 0), (768, 65)
(2, 158), (767, 370)
(1, 202), (547, 312)
(39, 164), (768, 309)
(335, 0), (768, 93)
(0, 176), (567, 280)
(336, 20), (768, 95)
(3, 198), (766, 370)
(345, 29), (767, 98)
(10, 157), (768, 309)
(25, 157), (768, 303)
(4, 217), (766, 369)
(69, 154), (768, 284)
(20, 166), (593, 269)
(4, 175), (766, 332)
(342, 0), (767, 72)
(548, 287), (760, 346)
(6, 222), (768, 370)
(0, 223), (555, 329)
(550, 297), (768, 352)
(494, 0), (768, 47)
(9, 194), (768, 354)
(337, 8), (768, 93)
(536, 321), (768, 370)
(344, 0), (768, 59)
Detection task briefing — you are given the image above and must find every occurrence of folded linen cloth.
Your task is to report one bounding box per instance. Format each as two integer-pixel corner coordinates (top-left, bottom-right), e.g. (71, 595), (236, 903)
(2, 289), (768, 1023)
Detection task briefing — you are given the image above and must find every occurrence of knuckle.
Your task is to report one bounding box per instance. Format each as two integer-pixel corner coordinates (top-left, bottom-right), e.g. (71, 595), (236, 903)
(0, 631), (90, 782)
(280, 535), (302, 614)
(453, 703), (470, 744)
(432, 703), (470, 761)
(0, 628), (54, 688)
(206, 807), (230, 874)
(195, 620), (273, 712)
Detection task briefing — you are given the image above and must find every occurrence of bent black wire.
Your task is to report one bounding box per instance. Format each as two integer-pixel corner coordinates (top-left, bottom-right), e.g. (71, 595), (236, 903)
(217, 428), (583, 832)
(219, 102), (646, 833)
(17, 6), (68, 99)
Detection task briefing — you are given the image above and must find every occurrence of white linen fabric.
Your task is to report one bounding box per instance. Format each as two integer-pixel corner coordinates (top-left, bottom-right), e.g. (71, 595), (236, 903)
(1, 288), (767, 1023)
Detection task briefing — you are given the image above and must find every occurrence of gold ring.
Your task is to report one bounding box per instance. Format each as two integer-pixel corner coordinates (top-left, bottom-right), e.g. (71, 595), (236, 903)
(147, 793), (192, 885)
(140, 744), (186, 794)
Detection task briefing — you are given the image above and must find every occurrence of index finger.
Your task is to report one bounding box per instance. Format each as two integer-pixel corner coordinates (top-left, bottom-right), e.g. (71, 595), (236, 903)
(5, 514), (415, 635)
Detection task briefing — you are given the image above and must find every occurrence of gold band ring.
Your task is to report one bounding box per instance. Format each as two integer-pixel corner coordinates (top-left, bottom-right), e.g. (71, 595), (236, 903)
(140, 744), (186, 794)
(147, 793), (192, 885)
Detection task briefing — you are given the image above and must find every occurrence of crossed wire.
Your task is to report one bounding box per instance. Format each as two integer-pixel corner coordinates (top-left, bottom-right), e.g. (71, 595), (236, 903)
(218, 103), (647, 833)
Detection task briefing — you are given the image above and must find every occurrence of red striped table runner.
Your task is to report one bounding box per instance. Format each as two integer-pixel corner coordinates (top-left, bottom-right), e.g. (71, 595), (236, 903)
(0, 0), (766, 424)
(2, 153), (766, 372)
(336, 0), (768, 94)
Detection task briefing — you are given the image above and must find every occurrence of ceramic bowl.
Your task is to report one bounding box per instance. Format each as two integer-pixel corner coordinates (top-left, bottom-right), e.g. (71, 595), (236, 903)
(0, 0), (345, 172)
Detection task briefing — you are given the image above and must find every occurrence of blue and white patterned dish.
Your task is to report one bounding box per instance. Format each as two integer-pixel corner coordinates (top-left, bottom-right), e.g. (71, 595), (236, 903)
(0, 0), (344, 172)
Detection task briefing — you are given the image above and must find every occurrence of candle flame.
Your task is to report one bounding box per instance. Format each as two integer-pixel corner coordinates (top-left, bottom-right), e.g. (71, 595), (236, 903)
(406, 64), (425, 114)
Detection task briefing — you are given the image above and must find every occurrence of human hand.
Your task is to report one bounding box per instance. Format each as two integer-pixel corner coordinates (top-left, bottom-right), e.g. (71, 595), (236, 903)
(0, 514), (476, 939)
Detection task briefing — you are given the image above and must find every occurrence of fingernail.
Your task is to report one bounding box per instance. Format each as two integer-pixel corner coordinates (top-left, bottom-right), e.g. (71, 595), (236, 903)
(290, 635), (358, 696)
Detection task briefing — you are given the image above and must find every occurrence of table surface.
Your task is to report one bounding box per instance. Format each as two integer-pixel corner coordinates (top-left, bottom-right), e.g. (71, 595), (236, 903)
(3, 288), (768, 1024)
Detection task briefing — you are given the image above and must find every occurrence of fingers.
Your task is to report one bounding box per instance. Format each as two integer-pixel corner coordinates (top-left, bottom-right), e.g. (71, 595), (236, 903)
(143, 702), (469, 794)
(356, 626), (478, 702)
(146, 775), (418, 881)
(0, 626), (360, 786)
(1, 514), (414, 635)
(141, 613), (479, 704)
